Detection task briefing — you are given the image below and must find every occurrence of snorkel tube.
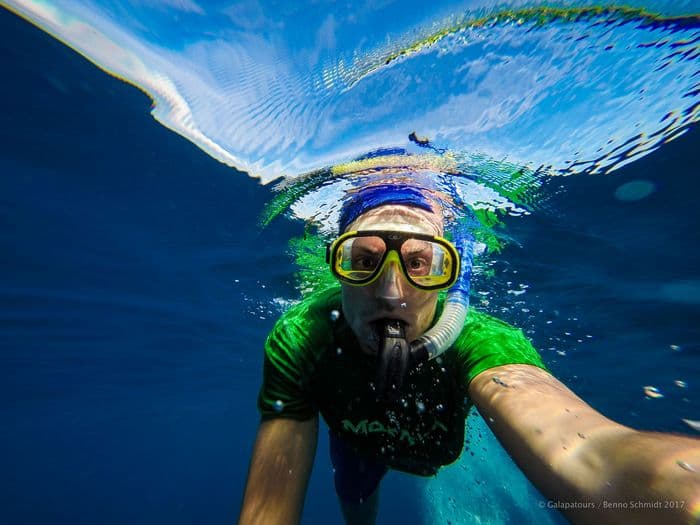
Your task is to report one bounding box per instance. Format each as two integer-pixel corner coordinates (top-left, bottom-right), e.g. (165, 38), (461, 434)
(409, 226), (474, 365)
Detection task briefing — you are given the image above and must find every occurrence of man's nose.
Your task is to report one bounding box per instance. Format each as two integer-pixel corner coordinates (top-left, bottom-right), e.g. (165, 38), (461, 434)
(374, 260), (407, 303)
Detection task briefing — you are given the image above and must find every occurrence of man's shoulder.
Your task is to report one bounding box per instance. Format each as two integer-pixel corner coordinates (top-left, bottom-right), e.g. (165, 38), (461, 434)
(453, 307), (534, 352)
(277, 286), (343, 324)
(451, 307), (547, 383)
(266, 286), (343, 353)
(464, 307), (521, 332)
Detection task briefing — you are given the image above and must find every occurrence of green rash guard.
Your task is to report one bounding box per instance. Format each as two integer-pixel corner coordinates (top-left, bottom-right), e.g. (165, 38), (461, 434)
(258, 287), (547, 476)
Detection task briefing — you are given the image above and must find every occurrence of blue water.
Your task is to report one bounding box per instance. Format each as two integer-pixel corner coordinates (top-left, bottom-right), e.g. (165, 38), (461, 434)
(1, 5), (699, 525)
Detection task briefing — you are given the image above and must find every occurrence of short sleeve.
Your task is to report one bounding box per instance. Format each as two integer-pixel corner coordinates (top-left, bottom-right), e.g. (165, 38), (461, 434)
(453, 310), (548, 385)
(257, 289), (339, 420)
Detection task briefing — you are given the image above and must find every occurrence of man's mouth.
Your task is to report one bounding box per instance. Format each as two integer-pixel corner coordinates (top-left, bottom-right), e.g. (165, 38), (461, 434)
(369, 315), (410, 326)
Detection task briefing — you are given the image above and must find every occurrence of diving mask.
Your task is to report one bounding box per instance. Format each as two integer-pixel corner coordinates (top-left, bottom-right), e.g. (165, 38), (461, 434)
(326, 230), (460, 291)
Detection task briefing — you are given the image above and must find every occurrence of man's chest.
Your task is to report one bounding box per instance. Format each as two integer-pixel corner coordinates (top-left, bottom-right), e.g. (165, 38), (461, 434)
(309, 347), (470, 471)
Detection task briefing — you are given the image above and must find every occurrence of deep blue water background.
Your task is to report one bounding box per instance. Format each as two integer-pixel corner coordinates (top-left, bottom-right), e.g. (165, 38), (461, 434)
(1, 7), (698, 524)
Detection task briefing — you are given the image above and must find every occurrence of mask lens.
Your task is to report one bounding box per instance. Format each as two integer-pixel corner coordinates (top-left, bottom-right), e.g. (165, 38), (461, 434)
(401, 239), (454, 287)
(334, 235), (387, 282)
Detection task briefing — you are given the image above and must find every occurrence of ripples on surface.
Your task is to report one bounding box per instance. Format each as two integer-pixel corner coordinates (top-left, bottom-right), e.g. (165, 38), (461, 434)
(4, 1), (699, 182)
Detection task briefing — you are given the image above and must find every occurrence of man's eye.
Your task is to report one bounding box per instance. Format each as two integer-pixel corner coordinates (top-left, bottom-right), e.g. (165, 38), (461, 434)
(352, 256), (378, 270)
(406, 257), (429, 274)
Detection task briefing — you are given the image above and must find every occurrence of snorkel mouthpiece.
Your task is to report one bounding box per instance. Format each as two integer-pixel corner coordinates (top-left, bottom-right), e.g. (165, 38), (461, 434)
(375, 320), (412, 399)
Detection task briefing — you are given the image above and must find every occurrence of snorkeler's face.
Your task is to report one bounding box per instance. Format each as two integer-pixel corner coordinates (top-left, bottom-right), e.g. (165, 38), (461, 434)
(340, 205), (443, 355)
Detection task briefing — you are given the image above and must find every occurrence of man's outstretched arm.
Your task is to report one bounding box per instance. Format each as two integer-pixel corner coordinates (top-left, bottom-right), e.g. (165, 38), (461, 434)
(469, 364), (700, 525)
(238, 416), (319, 525)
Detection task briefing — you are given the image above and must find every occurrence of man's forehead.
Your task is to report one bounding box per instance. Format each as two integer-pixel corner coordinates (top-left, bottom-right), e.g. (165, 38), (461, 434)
(346, 205), (443, 235)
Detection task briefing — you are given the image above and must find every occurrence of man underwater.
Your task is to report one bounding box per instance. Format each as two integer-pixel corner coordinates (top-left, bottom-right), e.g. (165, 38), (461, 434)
(239, 181), (700, 525)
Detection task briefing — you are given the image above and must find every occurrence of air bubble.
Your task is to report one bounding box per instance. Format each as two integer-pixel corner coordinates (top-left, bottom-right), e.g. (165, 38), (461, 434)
(273, 400), (285, 412)
(492, 377), (509, 388)
(330, 310), (340, 321)
(682, 419), (700, 432)
(643, 386), (664, 399)
(677, 460), (696, 473)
